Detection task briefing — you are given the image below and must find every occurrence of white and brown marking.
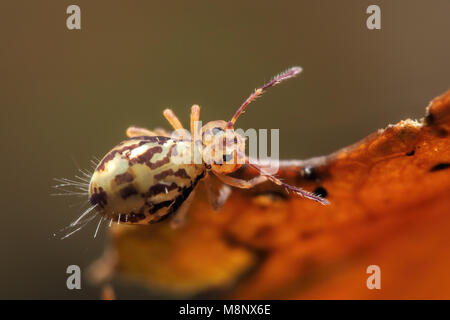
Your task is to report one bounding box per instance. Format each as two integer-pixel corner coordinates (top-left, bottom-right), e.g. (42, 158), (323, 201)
(89, 136), (205, 224)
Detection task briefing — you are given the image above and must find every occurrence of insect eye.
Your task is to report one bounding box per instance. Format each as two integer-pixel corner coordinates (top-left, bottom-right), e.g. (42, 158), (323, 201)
(212, 127), (224, 135)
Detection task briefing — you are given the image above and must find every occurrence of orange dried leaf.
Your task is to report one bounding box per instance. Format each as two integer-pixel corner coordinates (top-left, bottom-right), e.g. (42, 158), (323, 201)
(90, 90), (450, 299)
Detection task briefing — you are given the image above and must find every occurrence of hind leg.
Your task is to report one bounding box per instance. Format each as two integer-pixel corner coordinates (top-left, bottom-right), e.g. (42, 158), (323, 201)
(126, 126), (172, 138)
(126, 126), (158, 137)
(170, 190), (196, 229)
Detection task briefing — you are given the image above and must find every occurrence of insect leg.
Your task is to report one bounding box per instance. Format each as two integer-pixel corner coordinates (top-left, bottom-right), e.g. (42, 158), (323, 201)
(126, 126), (158, 137)
(190, 104), (200, 135)
(190, 104), (201, 145)
(163, 108), (184, 130)
(214, 172), (268, 189)
(203, 173), (232, 211)
(248, 163), (329, 205)
(170, 189), (196, 229)
(163, 108), (189, 140)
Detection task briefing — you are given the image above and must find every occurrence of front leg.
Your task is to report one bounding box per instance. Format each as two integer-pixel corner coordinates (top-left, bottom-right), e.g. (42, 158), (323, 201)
(203, 173), (231, 210)
(214, 173), (267, 189)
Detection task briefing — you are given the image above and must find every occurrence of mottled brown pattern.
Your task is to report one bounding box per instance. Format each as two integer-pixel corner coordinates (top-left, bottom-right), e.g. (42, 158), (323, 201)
(126, 212), (146, 223)
(148, 200), (174, 215)
(119, 185), (138, 199)
(127, 143), (179, 170)
(147, 144), (178, 169)
(143, 182), (178, 198)
(114, 172), (135, 185)
(154, 168), (191, 181)
(128, 146), (163, 167)
(124, 135), (171, 144)
(97, 142), (143, 172)
(97, 136), (171, 172)
(148, 170), (206, 222)
(89, 187), (107, 208)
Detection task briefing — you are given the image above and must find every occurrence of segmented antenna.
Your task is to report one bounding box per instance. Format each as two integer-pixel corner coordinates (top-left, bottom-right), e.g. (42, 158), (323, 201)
(228, 66), (303, 127)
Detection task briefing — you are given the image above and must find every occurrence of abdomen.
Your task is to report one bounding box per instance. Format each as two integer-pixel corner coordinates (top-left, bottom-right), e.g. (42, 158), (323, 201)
(89, 136), (205, 224)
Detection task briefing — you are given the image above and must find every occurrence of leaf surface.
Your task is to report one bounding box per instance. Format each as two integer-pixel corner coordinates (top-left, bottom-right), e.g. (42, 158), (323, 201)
(90, 91), (450, 299)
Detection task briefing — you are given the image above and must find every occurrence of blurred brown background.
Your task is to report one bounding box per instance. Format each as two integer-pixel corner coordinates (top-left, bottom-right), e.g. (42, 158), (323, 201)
(0, 0), (448, 299)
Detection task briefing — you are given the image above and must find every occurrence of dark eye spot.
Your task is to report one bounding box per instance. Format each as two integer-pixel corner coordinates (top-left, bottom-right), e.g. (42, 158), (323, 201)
(212, 127), (224, 135)
(313, 186), (328, 198)
(430, 163), (450, 172)
(405, 150), (415, 156)
(223, 153), (233, 162)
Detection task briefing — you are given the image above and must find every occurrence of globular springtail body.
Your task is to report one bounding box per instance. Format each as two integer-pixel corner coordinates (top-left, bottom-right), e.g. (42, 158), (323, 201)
(53, 66), (329, 239)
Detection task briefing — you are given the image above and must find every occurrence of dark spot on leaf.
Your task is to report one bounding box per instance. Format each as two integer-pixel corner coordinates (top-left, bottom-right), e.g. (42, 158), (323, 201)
(254, 226), (275, 240)
(300, 230), (318, 240)
(313, 186), (328, 198)
(430, 163), (450, 172)
(425, 112), (434, 125)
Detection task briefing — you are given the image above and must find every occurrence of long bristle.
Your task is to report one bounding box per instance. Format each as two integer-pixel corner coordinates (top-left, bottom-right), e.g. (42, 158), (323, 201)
(52, 164), (99, 239)
(54, 205), (100, 240)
